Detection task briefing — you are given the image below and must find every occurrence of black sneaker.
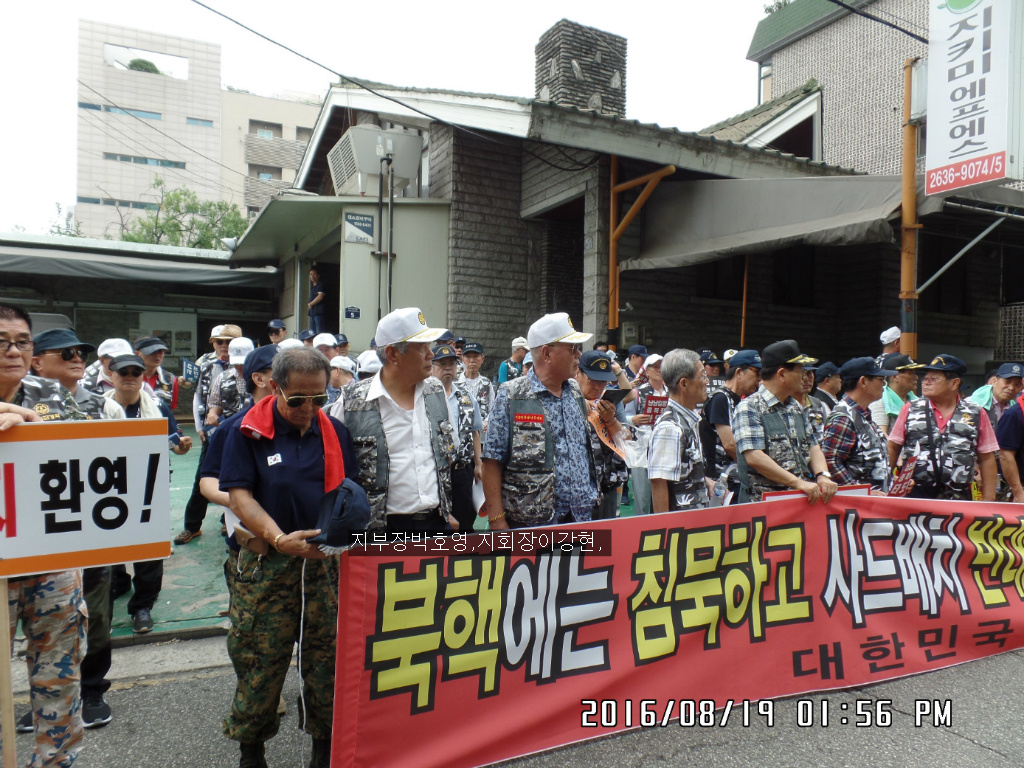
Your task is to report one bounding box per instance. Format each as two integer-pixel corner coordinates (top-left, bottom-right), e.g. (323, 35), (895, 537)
(131, 608), (154, 633)
(15, 710), (32, 733)
(83, 695), (112, 728)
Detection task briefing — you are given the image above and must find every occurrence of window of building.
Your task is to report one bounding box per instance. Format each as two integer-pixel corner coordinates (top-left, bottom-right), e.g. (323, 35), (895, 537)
(759, 62), (773, 105)
(247, 206), (260, 219)
(249, 164), (282, 181)
(249, 120), (282, 139)
(102, 152), (185, 169)
(187, 117), (214, 127)
(76, 196), (101, 205)
(104, 106), (162, 120)
(103, 44), (189, 80)
(86, 196), (159, 210)
(296, 127), (313, 144)
(78, 102), (102, 111)
(257, 129), (273, 139)
(692, 255), (746, 301)
(258, 172), (272, 181)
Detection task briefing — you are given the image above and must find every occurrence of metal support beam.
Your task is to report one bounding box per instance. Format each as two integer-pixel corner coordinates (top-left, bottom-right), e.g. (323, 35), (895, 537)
(916, 217), (1004, 294)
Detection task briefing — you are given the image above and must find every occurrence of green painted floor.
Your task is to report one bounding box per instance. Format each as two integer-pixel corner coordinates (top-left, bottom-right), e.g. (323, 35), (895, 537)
(110, 424), (637, 642)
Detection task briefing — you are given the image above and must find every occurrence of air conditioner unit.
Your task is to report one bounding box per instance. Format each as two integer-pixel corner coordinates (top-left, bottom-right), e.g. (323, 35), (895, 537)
(326, 125), (424, 196)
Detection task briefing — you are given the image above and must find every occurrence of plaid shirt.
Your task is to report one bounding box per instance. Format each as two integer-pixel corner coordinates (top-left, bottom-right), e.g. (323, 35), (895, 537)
(648, 400), (704, 483)
(820, 396), (864, 487)
(733, 385), (819, 456)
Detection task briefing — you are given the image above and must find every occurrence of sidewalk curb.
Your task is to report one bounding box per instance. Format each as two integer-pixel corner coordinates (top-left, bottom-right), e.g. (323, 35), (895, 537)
(111, 623), (228, 649)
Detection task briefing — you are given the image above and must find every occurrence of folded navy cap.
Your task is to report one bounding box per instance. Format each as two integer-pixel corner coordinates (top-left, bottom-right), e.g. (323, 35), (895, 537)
(727, 350), (761, 369)
(814, 361), (839, 381)
(996, 362), (1024, 379)
(33, 328), (95, 353)
(243, 344), (277, 380)
(267, 319), (286, 330)
(298, 329), (316, 341)
(921, 354), (967, 377)
(579, 351), (617, 381)
(839, 356), (898, 380)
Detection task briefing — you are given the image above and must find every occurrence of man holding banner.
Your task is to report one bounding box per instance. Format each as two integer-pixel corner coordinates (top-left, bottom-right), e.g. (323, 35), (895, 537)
(1, 303), (88, 767)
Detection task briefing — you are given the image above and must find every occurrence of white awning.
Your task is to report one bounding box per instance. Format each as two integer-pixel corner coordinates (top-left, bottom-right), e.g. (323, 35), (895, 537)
(623, 176), (903, 272)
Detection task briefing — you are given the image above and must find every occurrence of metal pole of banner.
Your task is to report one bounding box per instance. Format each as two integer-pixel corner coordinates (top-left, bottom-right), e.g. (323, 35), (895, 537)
(899, 57), (922, 361)
(608, 155), (620, 336)
(740, 254), (750, 347)
(0, 577), (17, 768)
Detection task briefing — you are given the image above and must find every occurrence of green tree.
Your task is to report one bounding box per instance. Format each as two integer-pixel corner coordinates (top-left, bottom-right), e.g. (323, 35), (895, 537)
(127, 58), (161, 74)
(48, 203), (84, 237)
(118, 177), (248, 250)
(764, 0), (792, 12)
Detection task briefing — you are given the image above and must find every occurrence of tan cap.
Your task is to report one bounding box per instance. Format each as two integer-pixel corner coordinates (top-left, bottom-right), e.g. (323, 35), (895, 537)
(211, 324), (243, 341)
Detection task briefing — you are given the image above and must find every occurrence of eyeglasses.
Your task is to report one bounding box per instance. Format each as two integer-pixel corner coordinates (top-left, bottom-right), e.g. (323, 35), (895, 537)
(551, 343), (583, 355)
(213, 339), (231, 346)
(0, 339), (33, 353)
(921, 374), (951, 384)
(115, 368), (144, 378)
(43, 347), (88, 362)
(281, 392), (330, 408)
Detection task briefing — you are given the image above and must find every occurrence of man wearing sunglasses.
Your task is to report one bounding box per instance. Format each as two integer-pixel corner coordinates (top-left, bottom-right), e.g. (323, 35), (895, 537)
(134, 335), (179, 411)
(32, 328), (123, 420)
(482, 312), (599, 529)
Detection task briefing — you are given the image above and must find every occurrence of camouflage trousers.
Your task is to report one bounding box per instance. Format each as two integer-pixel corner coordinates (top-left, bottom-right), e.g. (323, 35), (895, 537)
(223, 548), (339, 744)
(5, 570), (87, 768)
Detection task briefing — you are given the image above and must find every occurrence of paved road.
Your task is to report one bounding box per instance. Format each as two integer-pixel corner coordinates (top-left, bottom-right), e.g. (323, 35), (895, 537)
(8, 637), (1024, 767)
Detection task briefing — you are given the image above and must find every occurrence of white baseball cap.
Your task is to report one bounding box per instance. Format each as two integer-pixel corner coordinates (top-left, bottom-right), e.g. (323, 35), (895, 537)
(97, 338), (133, 358)
(511, 336), (528, 350)
(313, 333), (337, 349)
(723, 348), (739, 361)
(228, 337), (254, 364)
(643, 353), (664, 370)
(880, 326), (901, 344)
(526, 313), (592, 349)
(356, 349), (382, 374)
(277, 338), (303, 350)
(330, 355), (357, 373)
(375, 307), (445, 348)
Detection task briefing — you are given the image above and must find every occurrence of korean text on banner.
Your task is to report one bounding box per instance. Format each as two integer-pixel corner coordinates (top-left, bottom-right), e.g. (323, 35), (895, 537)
(333, 495), (1024, 768)
(0, 420), (171, 577)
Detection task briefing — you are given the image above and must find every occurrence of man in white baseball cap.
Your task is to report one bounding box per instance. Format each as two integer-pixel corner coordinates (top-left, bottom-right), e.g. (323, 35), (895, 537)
(877, 326), (901, 365)
(344, 308), (456, 532)
(313, 333), (338, 359)
(481, 313), (598, 530)
(81, 338), (133, 395)
(326, 353), (356, 411)
(498, 336), (529, 383)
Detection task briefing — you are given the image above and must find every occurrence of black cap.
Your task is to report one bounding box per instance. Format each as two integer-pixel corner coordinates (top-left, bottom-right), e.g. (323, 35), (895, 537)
(463, 342), (484, 355)
(814, 362), (839, 381)
(32, 328), (95, 353)
(267, 319), (286, 330)
(579, 351), (617, 381)
(298, 329), (316, 341)
(839, 357), (897, 381)
(921, 354), (967, 377)
(243, 344), (277, 381)
(761, 340), (817, 370)
(882, 354), (924, 371)
(431, 344), (458, 361)
(134, 336), (169, 355)
(108, 354), (146, 372)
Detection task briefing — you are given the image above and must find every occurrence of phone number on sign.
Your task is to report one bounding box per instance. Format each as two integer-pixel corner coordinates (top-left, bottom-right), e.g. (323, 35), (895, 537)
(928, 154), (1004, 191)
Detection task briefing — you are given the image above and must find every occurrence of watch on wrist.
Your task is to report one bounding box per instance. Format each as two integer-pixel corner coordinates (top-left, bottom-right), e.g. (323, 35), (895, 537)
(814, 471), (833, 480)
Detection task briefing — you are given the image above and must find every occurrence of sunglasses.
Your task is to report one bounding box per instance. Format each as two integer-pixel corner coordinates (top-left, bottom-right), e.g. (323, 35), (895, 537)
(115, 368), (144, 378)
(44, 347), (89, 362)
(281, 392), (330, 408)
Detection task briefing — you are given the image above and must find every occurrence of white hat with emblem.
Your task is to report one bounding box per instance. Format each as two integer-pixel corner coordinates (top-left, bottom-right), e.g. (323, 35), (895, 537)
(526, 312), (592, 349)
(375, 307), (445, 348)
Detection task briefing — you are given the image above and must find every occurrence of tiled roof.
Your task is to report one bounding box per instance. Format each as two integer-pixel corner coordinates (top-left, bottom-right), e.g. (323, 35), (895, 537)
(698, 79), (819, 141)
(747, 0), (853, 61)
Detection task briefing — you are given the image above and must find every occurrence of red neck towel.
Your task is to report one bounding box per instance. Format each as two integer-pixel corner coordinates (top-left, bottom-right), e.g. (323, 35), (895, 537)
(240, 396), (345, 493)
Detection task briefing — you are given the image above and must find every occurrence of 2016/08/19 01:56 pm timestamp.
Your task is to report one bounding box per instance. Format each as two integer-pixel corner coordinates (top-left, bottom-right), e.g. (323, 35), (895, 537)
(580, 699), (953, 728)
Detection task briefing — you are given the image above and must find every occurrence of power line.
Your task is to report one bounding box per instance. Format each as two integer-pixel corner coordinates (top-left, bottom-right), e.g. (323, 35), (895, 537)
(824, 0), (928, 44)
(188, 0), (601, 173)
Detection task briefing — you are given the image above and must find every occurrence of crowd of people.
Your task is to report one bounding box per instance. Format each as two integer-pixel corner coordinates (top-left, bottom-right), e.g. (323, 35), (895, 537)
(4, 295), (1023, 767)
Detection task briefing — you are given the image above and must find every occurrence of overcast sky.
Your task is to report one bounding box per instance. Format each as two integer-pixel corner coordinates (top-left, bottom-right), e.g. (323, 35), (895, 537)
(0, 0), (771, 233)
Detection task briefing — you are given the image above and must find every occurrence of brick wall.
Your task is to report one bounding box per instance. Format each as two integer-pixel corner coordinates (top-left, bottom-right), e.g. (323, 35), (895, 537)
(535, 20), (627, 117)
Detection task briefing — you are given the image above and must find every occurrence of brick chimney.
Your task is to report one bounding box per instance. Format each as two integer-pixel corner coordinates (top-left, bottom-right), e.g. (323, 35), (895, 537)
(535, 19), (627, 118)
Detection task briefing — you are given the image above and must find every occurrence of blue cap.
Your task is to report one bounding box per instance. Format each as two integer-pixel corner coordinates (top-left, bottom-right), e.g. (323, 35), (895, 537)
(921, 354), (967, 377)
(335, 334), (349, 345)
(727, 350), (762, 369)
(996, 362), (1024, 379)
(369, 337), (377, 349)
(298, 329), (316, 341)
(839, 357), (898, 380)
(431, 344), (458, 361)
(32, 328), (95, 353)
(579, 351), (616, 381)
(437, 330), (455, 343)
(267, 319), (286, 330)
(454, 336), (466, 345)
(523, 351), (533, 365)
(814, 362), (839, 381)
(627, 344), (648, 358)
(243, 344), (277, 381)
(700, 349), (724, 365)
(463, 342), (484, 354)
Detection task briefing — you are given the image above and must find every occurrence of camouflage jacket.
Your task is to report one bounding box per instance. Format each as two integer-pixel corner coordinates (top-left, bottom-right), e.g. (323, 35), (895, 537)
(900, 397), (981, 500)
(825, 397), (891, 492)
(451, 381), (477, 465)
(209, 367), (248, 421)
(345, 377), (455, 530)
(80, 359), (105, 394)
(195, 355), (230, 421)
(801, 395), (829, 443)
(13, 375), (87, 422)
(585, 401), (631, 496)
(457, 374), (495, 425)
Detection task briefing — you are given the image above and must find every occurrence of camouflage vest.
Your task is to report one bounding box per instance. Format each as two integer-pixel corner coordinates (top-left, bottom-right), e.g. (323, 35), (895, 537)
(698, 385), (737, 479)
(901, 397), (981, 500)
(13, 375), (86, 422)
(458, 375), (494, 423)
(585, 405), (628, 495)
(656, 403), (710, 511)
(828, 398), (891, 492)
(451, 382), (477, 465)
(737, 399), (812, 502)
(213, 367), (247, 421)
(501, 375), (596, 528)
(80, 359), (104, 395)
(802, 395), (828, 442)
(502, 358), (522, 382)
(345, 377), (455, 530)
(73, 386), (108, 420)
(196, 355), (228, 419)
(148, 367), (176, 408)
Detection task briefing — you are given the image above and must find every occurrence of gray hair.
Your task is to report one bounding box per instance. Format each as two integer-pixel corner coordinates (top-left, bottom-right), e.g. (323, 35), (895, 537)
(661, 349), (702, 392)
(271, 346), (330, 389)
(376, 341), (410, 364)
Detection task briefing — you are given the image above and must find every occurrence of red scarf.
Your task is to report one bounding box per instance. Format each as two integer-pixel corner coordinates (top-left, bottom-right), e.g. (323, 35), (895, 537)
(240, 396), (345, 493)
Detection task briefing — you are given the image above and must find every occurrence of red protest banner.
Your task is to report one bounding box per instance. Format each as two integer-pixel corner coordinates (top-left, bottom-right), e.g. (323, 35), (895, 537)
(333, 496), (1024, 768)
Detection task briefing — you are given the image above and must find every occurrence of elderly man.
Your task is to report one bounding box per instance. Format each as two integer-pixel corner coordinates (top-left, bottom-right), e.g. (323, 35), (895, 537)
(457, 341), (496, 428)
(624, 344), (648, 382)
(32, 328), (122, 420)
(698, 349), (761, 501)
(733, 340), (838, 504)
(811, 362), (841, 410)
(81, 337), (134, 395)
(576, 351), (632, 519)
(267, 319), (287, 345)
(335, 334), (351, 360)
(134, 335), (179, 410)
(623, 353), (664, 515)
(220, 346), (357, 768)
(432, 344), (483, 532)
(1, 304), (88, 766)
(821, 357), (897, 495)
(888, 354), (998, 500)
(345, 308), (455, 532)
(498, 336), (528, 383)
(207, 337), (255, 428)
(877, 326), (901, 365)
(969, 362), (1024, 428)
(649, 349), (711, 513)
(299, 329), (316, 346)
(313, 333), (338, 360)
(869, 354), (922, 434)
(326, 354), (357, 415)
(482, 312), (597, 528)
